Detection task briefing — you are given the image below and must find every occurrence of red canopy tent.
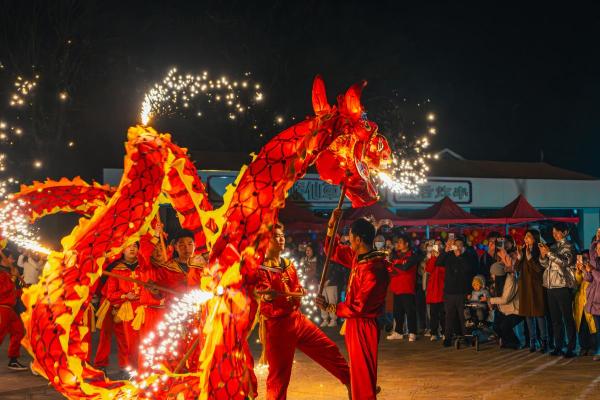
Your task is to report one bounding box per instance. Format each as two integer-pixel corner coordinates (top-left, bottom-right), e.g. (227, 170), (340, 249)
(394, 197), (497, 226)
(490, 194), (579, 224)
(278, 201), (327, 231)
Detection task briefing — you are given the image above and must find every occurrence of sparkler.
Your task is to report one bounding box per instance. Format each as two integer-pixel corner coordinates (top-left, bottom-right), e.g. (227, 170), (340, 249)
(0, 70), (50, 254)
(373, 101), (438, 194)
(281, 251), (320, 323)
(131, 288), (215, 395)
(0, 199), (50, 254)
(140, 68), (264, 126)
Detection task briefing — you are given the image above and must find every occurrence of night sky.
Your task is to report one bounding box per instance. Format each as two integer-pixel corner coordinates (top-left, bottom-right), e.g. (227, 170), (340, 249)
(1, 1), (599, 184)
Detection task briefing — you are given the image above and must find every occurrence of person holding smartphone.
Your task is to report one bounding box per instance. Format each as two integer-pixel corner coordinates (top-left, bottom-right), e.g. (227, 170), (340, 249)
(539, 222), (577, 357)
(515, 230), (548, 352)
(425, 240), (445, 340)
(478, 232), (501, 282)
(435, 234), (476, 347)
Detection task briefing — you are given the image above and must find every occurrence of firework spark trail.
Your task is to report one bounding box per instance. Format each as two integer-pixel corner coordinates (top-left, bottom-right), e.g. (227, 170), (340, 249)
(131, 288), (215, 395)
(0, 199), (49, 254)
(0, 72), (49, 253)
(140, 68), (264, 126)
(375, 118), (437, 194)
(282, 251), (320, 323)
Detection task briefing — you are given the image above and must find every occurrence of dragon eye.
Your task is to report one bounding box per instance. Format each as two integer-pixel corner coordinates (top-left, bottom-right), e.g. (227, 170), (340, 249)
(364, 121), (371, 131)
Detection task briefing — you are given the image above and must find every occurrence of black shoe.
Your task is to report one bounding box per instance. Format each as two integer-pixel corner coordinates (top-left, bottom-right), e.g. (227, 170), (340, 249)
(579, 349), (589, 357)
(7, 359), (28, 371)
(549, 349), (563, 356)
(563, 350), (576, 358)
(539, 340), (548, 353)
(443, 339), (452, 347)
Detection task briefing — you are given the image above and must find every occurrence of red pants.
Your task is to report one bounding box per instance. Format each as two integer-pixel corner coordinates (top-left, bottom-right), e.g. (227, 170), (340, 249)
(265, 311), (350, 400)
(0, 306), (24, 359)
(94, 317), (138, 368)
(345, 318), (380, 400)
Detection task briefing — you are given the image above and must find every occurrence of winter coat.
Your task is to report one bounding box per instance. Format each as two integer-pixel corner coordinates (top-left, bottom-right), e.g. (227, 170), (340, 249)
(539, 239), (576, 289)
(425, 256), (444, 304)
(574, 269), (596, 333)
(389, 250), (420, 295)
(490, 273), (519, 316)
(583, 262), (600, 316)
(435, 251), (475, 295)
(516, 250), (545, 317)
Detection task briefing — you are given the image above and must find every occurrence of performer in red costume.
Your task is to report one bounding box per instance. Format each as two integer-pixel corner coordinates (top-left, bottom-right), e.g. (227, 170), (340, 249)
(0, 252), (27, 371)
(149, 228), (259, 396)
(154, 230), (207, 291)
(94, 243), (141, 373)
(317, 214), (390, 400)
(258, 222), (351, 400)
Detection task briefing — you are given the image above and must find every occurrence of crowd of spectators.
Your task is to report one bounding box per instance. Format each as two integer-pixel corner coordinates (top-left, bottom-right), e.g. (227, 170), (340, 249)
(285, 221), (600, 359)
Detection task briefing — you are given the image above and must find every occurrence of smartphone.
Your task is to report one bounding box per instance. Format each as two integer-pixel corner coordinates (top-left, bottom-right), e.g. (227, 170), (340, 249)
(448, 232), (455, 241)
(496, 238), (505, 250)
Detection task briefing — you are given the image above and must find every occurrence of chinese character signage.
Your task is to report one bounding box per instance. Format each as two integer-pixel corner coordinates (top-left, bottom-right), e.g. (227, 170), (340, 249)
(391, 179), (472, 204)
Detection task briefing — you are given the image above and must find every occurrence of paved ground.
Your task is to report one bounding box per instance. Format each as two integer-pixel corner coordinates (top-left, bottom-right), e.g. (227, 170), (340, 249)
(1, 327), (599, 399)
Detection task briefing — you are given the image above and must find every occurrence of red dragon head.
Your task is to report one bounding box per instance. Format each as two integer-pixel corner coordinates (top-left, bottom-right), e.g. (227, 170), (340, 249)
(312, 76), (392, 207)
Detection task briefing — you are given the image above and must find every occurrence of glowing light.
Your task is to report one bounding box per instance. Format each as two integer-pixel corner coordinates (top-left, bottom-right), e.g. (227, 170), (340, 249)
(67, 141), (75, 147)
(33, 160), (42, 168)
(59, 91), (68, 101)
(0, 199), (50, 254)
(373, 107), (439, 194)
(139, 67), (265, 126)
(9, 75), (38, 108)
(275, 116), (284, 124)
(281, 251), (319, 322)
(133, 289), (215, 389)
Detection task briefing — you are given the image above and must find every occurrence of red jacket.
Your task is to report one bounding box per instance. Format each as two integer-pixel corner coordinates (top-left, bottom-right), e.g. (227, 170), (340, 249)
(256, 258), (302, 319)
(328, 237), (390, 319)
(138, 266), (166, 309)
(0, 269), (18, 306)
(156, 257), (207, 292)
(102, 262), (141, 309)
(425, 256), (445, 304)
(389, 250), (420, 295)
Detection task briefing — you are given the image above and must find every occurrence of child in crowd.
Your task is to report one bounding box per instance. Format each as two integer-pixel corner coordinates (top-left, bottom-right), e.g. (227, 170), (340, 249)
(465, 275), (490, 327)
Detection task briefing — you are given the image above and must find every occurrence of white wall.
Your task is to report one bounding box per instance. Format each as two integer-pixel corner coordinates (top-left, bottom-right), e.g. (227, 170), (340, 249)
(395, 176), (600, 209)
